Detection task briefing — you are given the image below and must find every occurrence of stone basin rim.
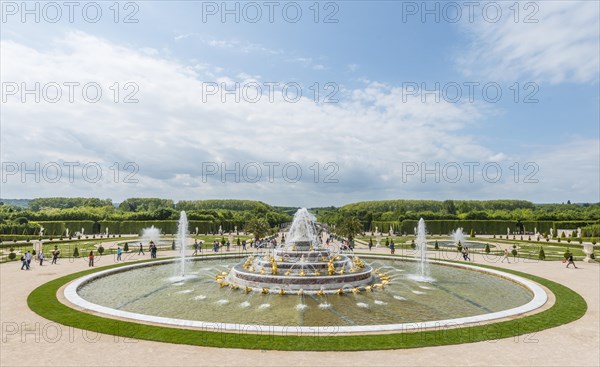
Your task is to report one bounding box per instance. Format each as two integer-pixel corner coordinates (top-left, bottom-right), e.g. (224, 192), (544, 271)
(63, 255), (548, 334)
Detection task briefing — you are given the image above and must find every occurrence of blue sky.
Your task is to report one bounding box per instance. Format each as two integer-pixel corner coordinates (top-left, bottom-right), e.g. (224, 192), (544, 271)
(1, 1), (598, 206)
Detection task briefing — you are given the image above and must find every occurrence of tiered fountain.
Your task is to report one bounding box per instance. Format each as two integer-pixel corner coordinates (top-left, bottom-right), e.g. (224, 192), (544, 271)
(222, 208), (383, 294)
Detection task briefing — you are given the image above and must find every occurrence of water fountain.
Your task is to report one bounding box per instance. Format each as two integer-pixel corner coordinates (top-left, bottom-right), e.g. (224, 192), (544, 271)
(224, 208), (378, 294)
(69, 212), (546, 335)
(452, 227), (466, 246)
(414, 218), (430, 281)
(141, 225), (161, 246)
(177, 211), (189, 277)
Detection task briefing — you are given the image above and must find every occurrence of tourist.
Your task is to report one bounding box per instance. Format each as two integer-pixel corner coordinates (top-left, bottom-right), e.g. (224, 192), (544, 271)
(88, 251), (95, 267)
(20, 254), (28, 270)
(151, 243), (157, 258)
(368, 239), (373, 251)
(566, 254), (578, 269)
(462, 247), (471, 261)
(193, 240), (199, 255)
(138, 242), (144, 255)
(116, 246), (122, 262)
(226, 241), (230, 252)
(25, 251), (33, 269)
(242, 240), (247, 251)
(51, 246), (59, 264)
(501, 249), (510, 263)
(390, 240), (395, 255)
(38, 249), (44, 266)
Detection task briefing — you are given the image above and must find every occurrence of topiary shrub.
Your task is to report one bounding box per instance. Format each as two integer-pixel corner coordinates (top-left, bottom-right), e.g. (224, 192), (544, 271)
(73, 247), (79, 257)
(558, 237), (561, 243)
(470, 229), (475, 238)
(123, 243), (129, 252)
(434, 240), (439, 250)
(8, 252), (16, 261)
(538, 247), (546, 260)
(385, 238), (389, 247)
(511, 245), (518, 259)
(32, 250), (36, 256)
(410, 240), (416, 250)
(579, 238), (582, 244)
(98, 245), (104, 255)
(567, 238), (571, 244)
(493, 234), (496, 239)
(172, 241), (176, 250)
(485, 243), (490, 254)
(457, 241), (463, 252)
(593, 239), (597, 245)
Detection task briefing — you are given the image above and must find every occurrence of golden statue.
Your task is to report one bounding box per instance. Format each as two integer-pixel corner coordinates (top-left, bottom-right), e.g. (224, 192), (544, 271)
(245, 287), (252, 293)
(278, 289), (286, 295)
(261, 288), (270, 294)
(327, 258), (336, 276)
(271, 257), (278, 275)
(351, 287), (360, 294)
(316, 289), (325, 296)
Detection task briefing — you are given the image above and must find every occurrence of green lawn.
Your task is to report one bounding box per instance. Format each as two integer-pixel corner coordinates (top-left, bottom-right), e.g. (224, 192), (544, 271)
(27, 257), (587, 351)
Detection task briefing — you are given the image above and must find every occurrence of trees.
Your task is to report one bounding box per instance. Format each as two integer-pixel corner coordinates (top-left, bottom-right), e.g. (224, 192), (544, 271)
(336, 216), (363, 243)
(245, 217), (270, 240)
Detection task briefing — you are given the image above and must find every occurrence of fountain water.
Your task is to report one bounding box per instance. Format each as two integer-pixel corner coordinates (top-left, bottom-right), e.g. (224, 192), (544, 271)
(141, 225), (161, 246)
(414, 218), (431, 281)
(224, 208), (378, 293)
(452, 228), (466, 246)
(177, 211), (189, 277)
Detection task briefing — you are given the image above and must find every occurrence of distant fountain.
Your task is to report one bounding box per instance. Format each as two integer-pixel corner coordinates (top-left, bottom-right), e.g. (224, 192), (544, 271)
(177, 211), (189, 277)
(414, 218), (431, 281)
(141, 225), (161, 248)
(452, 228), (466, 246)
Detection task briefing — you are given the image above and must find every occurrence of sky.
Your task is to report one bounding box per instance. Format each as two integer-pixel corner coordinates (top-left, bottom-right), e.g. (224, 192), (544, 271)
(0, 1), (599, 207)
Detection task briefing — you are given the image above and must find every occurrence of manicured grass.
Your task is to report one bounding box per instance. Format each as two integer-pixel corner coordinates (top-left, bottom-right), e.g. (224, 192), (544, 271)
(27, 258), (587, 351)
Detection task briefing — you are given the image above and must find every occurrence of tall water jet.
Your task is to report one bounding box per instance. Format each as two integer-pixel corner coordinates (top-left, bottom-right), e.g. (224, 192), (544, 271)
(452, 228), (466, 246)
(141, 225), (161, 246)
(415, 218), (430, 281)
(177, 211), (189, 277)
(285, 208), (318, 250)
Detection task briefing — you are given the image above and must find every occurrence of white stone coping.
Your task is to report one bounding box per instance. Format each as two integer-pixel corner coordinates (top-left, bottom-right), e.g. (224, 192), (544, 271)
(64, 255), (548, 334)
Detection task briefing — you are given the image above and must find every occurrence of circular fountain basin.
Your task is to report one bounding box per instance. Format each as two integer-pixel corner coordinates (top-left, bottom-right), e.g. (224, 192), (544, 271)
(64, 255), (547, 334)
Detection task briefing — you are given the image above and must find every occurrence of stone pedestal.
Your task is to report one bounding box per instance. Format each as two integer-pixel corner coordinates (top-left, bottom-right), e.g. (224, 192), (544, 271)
(582, 244), (596, 263)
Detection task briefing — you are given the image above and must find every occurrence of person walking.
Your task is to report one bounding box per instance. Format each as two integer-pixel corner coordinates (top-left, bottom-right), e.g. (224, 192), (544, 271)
(51, 247), (59, 264)
(501, 248), (510, 263)
(138, 242), (144, 255)
(390, 240), (395, 255)
(150, 243), (157, 259)
(20, 254), (28, 270)
(368, 239), (373, 252)
(566, 254), (578, 269)
(242, 240), (247, 251)
(88, 251), (95, 267)
(25, 251), (32, 269)
(116, 246), (122, 262)
(38, 249), (45, 266)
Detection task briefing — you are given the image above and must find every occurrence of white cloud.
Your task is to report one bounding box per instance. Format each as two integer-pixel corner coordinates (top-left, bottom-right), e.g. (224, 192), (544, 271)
(1, 31), (596, 205)
(457, 1), (600, 84)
